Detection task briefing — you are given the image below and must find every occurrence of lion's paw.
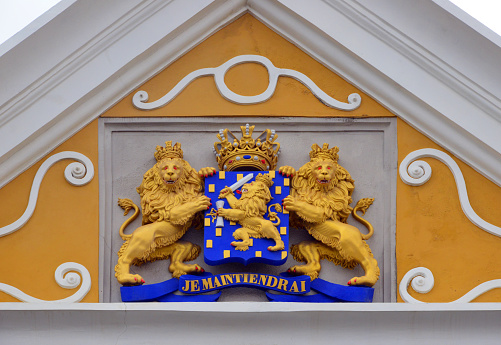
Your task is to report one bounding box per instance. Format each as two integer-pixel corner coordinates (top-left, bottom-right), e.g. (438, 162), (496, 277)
(279, 166), (296, 177)
(347, 276), (376, 287)
(199, 167), (216, 178)
(231, 242), (249, 251)
(268, 241), (285, 252)
(189, 264), (205, 274)
(117, 274), (145, 286)
(287, 265), (319, 280)
(170, 263), (205, 278)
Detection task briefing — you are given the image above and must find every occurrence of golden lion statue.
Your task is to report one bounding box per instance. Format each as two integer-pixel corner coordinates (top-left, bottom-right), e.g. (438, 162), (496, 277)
(115, 141), (215, 285)
(279, 143), (380, 287)
(217, 173), (284, 252)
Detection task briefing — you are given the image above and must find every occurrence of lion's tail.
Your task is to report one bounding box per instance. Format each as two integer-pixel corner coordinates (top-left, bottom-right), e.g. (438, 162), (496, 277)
(268, 203), (282, 226)
(352, 198), (375, 240)
(118, 198), (139, 240)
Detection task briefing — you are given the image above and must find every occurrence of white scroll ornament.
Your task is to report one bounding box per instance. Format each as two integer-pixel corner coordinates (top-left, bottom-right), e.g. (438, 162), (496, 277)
(400, 267), (501, 303)
(133, 55), (361, 110)
(0, 151), (94, 237)
(399, 148), (501, 237)
(0, 262), (91, 303)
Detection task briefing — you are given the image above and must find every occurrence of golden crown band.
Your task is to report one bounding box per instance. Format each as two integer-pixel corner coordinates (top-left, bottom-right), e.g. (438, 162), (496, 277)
(154, 141), (184, 161)
(309, 143), (339, 163)
(213, 124), (280, 171)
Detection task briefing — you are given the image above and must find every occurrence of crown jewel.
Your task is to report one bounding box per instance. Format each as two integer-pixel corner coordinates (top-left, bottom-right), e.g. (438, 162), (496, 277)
(214, 124), (280, 171)
(154, 141), (184, 161)
(309, 143), (339, 162)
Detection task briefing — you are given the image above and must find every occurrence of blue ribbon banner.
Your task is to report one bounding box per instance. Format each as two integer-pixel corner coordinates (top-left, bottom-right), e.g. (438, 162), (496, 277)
(179, 273), (310, 294)
(266, 272), (374, 303)
(121, 272), (221, 302)
(121, 272), (374, 303)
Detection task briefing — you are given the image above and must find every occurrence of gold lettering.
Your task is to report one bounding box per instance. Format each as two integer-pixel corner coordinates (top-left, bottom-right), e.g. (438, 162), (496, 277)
(213, 276), (222, 288)
(266, 276), (279, 288)
(259, 275), (268, 286)
(191, 280), (200, 292)
(181, 280), (191, 292)
(220, 275), (227, 285)
(276, 278), (288, 291)
(243, 274), (249, 283)
(249, 274), (258, 284)
(202, 278), (214, 290)
(289, 281), (299, 293)
(233, 274), (243, 283)
(223, 274), (233, 284)
(300, 280), (306, 292)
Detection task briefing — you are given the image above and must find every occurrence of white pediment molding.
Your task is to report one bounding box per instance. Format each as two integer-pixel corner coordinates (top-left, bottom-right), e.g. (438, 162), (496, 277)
(0, 0), (500, 188)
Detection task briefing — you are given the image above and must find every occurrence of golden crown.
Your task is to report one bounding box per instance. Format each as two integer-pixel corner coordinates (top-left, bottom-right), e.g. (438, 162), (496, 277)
(255, 173), (274, 188)
(154, 141), (183, 161)
(214, 124), (280, 171)
(309, 143), (339, 162)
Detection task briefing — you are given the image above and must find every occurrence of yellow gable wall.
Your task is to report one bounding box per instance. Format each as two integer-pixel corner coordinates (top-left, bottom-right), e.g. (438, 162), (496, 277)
(1, 14), (500, 303)
(397, 119), (501, 302)
(103, 14), (392, 118)
(0, 120), (99, 302)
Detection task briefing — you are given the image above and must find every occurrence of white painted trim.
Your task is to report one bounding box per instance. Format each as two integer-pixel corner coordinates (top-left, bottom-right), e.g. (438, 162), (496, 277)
(249, 0), (501, 185)
(2, 301), (501, 312)
(0, 151), (94, 237)
(2, 303), (501, 344)
(432, 0), (501, 48)
(400, 267), (501, 304)
(133, 55), (361, 110)
(0, 0), (77, 57)
(0, 262), (91, 303)
(0, 0), (246, 189)
(1, 0), (501, 191)
(399, 149), (501, 237)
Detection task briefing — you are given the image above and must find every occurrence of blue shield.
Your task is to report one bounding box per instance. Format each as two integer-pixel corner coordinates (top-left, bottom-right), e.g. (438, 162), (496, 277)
(204, 171), (289, 266)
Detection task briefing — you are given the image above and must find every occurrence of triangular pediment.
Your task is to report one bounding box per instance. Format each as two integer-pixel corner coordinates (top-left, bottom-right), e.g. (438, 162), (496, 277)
(0, 0), (500, 188)
(103, 13), (393, 119)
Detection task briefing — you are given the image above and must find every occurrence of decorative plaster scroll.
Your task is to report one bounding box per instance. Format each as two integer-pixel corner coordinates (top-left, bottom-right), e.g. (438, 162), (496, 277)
(399, 267), (501, 303)
(132, 55), (362, 110)
(0, 151), (94, 237)
(399, 148), (501, 237)
(0, 262), (91, 303)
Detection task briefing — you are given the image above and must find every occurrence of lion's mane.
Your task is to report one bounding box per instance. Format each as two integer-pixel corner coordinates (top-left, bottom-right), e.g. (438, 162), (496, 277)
(234, 183), (271, 218)
(136, 159), (204, 225)
(291, 158), (355, 224)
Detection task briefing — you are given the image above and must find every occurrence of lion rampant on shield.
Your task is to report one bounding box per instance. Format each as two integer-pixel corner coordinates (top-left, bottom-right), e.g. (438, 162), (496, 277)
(217, 173), (284, 252)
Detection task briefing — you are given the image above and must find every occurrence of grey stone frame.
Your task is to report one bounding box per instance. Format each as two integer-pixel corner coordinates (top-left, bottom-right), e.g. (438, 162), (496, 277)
(99, 117), (397, 302)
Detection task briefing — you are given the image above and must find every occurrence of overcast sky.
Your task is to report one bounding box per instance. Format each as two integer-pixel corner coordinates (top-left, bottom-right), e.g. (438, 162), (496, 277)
(0, 0), (500, 45)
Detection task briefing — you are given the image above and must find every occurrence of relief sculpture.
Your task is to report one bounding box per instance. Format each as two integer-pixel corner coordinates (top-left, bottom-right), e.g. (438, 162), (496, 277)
(280, 143), (380, 286)
(116, 128), (379, 303)
(115, 141), (215, 285)
(217, 173), (284, 252)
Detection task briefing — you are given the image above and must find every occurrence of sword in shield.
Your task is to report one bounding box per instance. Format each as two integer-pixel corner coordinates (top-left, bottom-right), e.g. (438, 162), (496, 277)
(204, 171), (289, 266)
(215, 173), (254, 228)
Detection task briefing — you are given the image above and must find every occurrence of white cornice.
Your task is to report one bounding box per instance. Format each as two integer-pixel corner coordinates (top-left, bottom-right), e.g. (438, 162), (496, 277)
(249, 0), (501, 184)
(1, 0), (501, 188)
(0, 0), (246, 188)
(2, 303), (501, 344)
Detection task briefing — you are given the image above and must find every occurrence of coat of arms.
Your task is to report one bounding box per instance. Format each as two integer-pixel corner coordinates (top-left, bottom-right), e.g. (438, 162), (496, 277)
(204, 124), (288, 266)
(116, 124), (379, 303)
